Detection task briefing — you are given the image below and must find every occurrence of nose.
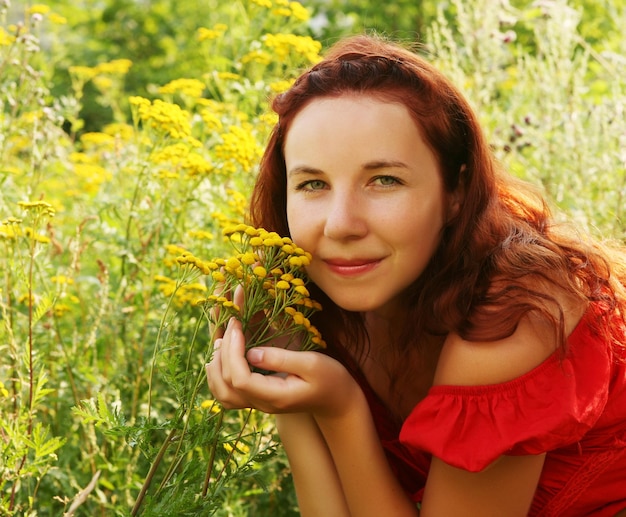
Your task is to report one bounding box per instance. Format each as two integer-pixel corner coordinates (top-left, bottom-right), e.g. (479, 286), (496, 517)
(323, 190), (368, 240)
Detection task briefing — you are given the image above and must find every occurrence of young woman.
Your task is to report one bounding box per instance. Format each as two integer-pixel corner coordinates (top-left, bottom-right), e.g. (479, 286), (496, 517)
(206, 35), (626, 516)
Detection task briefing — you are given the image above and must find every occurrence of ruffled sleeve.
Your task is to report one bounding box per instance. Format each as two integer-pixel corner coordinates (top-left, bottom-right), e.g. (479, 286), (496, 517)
(399, 312), (612, 472)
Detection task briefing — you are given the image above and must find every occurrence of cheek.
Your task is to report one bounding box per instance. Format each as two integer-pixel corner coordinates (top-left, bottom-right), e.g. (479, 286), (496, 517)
(286, 205), (308, 246)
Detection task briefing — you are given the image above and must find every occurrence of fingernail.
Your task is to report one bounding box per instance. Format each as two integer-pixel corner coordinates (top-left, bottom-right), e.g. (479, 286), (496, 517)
(247, 348), (264, 365)
(214, 338), (222, 350)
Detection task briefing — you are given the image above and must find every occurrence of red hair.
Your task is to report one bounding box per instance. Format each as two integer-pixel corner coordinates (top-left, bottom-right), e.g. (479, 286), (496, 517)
(249, 35), (626, 361)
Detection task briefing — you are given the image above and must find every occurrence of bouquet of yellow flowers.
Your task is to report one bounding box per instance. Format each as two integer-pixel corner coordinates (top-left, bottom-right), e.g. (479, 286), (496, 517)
(184, 223), (326, 352)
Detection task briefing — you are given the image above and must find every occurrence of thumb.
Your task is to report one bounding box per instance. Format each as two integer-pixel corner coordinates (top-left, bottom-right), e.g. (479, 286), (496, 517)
(246, 346), (318, 376)
(233, 284), (245, 309)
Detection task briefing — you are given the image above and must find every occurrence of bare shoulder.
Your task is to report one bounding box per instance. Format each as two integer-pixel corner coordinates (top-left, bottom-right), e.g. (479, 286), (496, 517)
(434, 293), (587, 387)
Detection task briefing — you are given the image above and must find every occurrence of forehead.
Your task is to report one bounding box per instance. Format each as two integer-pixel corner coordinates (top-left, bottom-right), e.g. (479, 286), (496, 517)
(284, 94), (427, 159)
(285, 94), (419, 142)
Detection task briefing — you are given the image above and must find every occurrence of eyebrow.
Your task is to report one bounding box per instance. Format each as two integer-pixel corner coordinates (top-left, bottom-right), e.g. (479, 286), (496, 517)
(287, 160), (410, 178)
(362, 159), (410, 171)
(287, 165), (323, 178)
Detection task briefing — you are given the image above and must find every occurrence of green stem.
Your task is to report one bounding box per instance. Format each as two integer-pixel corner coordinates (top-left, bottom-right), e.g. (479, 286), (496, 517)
(130, 426), (178, 517)
(202, 410), (224, 497)
(213, 409), (253, 486)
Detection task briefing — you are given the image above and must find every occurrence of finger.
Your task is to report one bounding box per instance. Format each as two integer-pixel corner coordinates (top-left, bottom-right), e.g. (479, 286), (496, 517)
(206, 345), (248, 409)
(221, 317), (248, 385)
(228, 348), (313, 411)
(233, 284), (244, 309)
(246, 346), (320, 378)
(205, 347), (223, 394)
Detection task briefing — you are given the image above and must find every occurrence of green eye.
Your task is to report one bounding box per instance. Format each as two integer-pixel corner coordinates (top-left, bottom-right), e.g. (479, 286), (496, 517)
(297, 179), (326, 191)
(373, 175), (400, 186)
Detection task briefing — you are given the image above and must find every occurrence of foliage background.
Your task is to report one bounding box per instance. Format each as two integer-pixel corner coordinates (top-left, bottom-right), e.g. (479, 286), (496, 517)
(0, 0), (624, 515)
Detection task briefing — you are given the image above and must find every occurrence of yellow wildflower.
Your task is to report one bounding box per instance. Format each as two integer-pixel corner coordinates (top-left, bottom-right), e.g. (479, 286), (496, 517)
(48, 13), (67, 24)
(259, 112), (279, 127)
(275, 280), (290, 290)
(289, 2), (310, 21)
(214, 124), (263, 173)
(93, 76), (113, 91)
(188, 229), (214, 241)
(253, 266), (267, 279)
(225, 257), (241, 270)
(165, 244), (188, 256)
(18, 201), (56, 217)
(272, 8), (292, 17)
(201, 399), (221, 413)
(0, 27), (15, 46)
(197, 24), (227, 41)
(270, 79), (295, 93)
(240, 252), (258, 266)
(129, 96), (151, 108)
(51, 276), (74, 285)
(212, 271), (226, 283)
(135, 99), (192, 140)
(27, 5), (51, 16)
(200, 109), (223, 133)
(181, 153), (214, 177)
(69, 65), (97, 82)
(73, 163), (112, 195)
(94, 59), (133, 75)
(291, 311), (305, 325)
(54, 303), (72, 317)
(294, 285), (310, 297)
(217, 72), (241, 82)
(263, 33), (322, 64)
(103, 122), (134, 141)
(224, 442), (250, 455)
(241, 49), (272, 66)
(80, 132), (115, 149)
(159, 78), (206, 98)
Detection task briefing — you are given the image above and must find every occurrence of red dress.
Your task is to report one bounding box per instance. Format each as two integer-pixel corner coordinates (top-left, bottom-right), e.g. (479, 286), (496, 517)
(350, 307), (626, 516)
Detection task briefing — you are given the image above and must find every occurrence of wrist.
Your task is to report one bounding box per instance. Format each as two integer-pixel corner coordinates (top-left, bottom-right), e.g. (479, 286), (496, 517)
(313, 383), (370, 432)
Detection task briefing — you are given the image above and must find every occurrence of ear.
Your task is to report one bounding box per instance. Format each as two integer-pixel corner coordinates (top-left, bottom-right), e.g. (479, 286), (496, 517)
(446, 164), (465, 222)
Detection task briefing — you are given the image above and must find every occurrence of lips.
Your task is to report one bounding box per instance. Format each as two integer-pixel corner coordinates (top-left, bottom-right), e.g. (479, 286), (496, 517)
(323, 258), (382, 277)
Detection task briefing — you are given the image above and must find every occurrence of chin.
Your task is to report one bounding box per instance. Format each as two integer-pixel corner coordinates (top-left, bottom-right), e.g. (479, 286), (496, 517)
(329, 295), (385, 313)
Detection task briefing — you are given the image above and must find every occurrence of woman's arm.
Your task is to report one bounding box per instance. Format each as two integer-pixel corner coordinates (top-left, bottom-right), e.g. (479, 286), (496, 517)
(206, 318), (419, 517)
(313, 391), (419, 517)
(416, 310), (567, 516)
(275, 413), (350, 517)
(421, 454), (545, 517)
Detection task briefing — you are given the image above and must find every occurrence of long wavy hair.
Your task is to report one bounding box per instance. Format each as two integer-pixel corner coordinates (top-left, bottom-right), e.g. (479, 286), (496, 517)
(249, 35), (626, 366)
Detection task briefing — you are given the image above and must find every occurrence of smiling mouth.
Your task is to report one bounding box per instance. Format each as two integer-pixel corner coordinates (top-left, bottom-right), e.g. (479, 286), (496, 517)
(323, 258), (382, 276)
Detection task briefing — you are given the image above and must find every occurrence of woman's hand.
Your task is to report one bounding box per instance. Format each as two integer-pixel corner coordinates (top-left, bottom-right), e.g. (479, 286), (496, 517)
(205, 317), (360, 417)
(206, 318), (420, 517)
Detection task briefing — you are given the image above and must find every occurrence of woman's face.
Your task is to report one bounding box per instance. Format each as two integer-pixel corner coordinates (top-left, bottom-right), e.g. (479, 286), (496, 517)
(285, 94), (456, 316)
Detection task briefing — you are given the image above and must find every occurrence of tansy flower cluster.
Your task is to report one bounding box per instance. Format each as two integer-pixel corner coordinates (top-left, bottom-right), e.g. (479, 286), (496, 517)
(158, 78), (206, 98)
(262, 33), (322, 64)
(129, 96), (198, 142)
(213, 124), (263, 175)
(187, 224), (326, 352)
